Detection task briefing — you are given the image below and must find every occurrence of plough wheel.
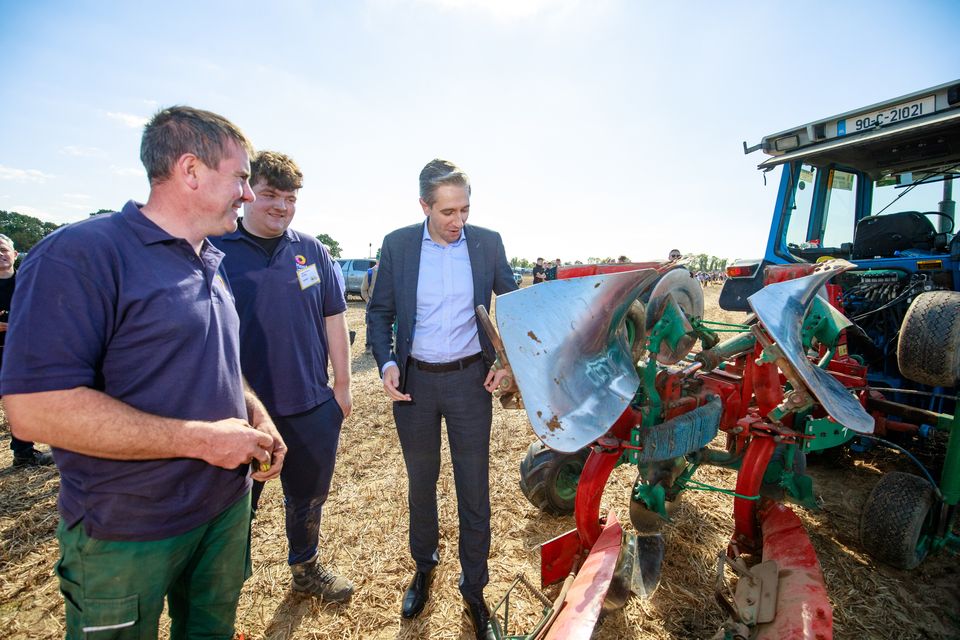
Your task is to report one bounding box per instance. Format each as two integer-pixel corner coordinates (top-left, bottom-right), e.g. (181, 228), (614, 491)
(859, 471), (935, 570)
(519, 440), (589, 515)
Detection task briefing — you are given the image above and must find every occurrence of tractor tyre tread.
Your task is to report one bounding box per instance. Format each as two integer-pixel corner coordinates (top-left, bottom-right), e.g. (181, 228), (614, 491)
(859, 471), (934, 570)
(518, 440), (589, 516)
(897, 290), (960, 388)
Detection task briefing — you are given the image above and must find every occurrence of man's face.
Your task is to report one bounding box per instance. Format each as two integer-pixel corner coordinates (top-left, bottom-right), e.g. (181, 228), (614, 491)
(669, 250), (682, 260)
(243, 179), (298, 238)
(421, 184), (469, 246)
(196, 139), (255, 237)
(0, 243), (17, 273)
(555, 259), (561, 266)
(537, 259), (543, 266)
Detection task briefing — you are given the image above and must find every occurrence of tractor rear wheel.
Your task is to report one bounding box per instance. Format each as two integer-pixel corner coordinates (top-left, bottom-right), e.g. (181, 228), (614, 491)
(859, 471), (936, 570)
(898, 290), (960, 388)
(519, 440), (590, 515)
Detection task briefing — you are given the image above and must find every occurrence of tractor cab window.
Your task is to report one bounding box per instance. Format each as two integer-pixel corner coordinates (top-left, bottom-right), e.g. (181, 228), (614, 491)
(871, 174), (955, 231)
(785, 164), (817, 251)
(850, 172), (957, 260)
(784, 165), (860, 260)
(821, 169), (858, 248)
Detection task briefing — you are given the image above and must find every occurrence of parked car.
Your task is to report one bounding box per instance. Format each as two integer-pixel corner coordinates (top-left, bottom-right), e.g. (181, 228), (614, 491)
(337, 258), (377, 298)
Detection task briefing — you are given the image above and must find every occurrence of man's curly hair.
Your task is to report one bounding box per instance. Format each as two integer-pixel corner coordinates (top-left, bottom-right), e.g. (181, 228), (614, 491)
(251, 151), (303, 191)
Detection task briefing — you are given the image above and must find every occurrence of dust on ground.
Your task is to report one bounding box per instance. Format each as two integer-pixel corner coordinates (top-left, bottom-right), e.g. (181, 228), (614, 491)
(1, 284), (958, 639)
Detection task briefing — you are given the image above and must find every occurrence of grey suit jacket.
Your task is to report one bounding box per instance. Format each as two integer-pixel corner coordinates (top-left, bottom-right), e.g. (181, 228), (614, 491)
(368, 222), (518, 391)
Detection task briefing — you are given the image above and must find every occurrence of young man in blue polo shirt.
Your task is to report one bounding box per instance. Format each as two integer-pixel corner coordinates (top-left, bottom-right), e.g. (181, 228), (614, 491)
(212, 151), (354, 602)
(0, 106), (287, 639)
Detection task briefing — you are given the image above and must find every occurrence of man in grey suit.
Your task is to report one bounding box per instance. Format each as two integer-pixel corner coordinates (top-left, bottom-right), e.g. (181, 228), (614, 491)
(368, 159), (517, 639)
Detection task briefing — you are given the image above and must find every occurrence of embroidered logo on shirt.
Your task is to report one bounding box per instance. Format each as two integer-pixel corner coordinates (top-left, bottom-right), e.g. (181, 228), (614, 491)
(295, 255), (307, 267)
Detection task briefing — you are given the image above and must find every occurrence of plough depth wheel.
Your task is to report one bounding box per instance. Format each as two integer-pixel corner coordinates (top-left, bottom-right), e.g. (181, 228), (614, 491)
(519, 440), (589, 515)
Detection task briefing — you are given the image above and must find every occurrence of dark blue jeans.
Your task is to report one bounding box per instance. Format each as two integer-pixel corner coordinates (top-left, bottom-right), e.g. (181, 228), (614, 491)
(393, 357), (492, 603)
(251, 397), (344, 565)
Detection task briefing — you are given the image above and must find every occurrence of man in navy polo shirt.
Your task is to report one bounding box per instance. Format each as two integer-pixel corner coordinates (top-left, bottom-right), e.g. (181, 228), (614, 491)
(0, 106), (287, 639)
(212, 151), (354, 602)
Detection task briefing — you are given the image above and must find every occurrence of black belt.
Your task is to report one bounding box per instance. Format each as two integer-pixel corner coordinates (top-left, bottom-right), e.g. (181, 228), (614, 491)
(411, 352), (483, 373)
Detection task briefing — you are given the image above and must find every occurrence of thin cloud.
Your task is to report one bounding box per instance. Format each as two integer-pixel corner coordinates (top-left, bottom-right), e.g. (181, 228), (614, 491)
(111, 165), (146, 177)
(62, 193), (92, 200)
(0, 165), (55, 183)
(60, 145), (106, 158)
(106, 111), (149, 128)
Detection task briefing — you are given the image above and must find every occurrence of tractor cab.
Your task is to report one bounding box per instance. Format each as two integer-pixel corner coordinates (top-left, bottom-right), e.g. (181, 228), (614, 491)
(722, 80), (960, 387)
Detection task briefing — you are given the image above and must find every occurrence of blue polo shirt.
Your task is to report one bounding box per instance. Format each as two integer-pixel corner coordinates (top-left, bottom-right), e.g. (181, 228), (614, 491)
(0, 201), (249, 541)
(211, 223), (346, 417)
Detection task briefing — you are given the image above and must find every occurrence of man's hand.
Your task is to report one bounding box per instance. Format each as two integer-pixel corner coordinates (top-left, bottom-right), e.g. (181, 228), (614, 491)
(383, 364), (412, 402)
(484, 365), (513, 394)
(334, 384), (353, 419)
(250, 416), (286, 482)
(0, 321), (7, 332)
(199, 418), (277, 472)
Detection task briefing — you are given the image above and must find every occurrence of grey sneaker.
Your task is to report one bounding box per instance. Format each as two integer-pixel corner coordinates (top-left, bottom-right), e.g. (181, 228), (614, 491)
(290, 555), (354, 602)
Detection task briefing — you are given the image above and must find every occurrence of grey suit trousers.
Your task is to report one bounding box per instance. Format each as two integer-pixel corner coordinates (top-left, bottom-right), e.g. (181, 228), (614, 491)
(393, 356), (492, 603)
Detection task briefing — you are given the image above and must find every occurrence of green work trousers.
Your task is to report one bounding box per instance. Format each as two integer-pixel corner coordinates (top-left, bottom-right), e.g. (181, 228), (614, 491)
(55, 492), (252, 639)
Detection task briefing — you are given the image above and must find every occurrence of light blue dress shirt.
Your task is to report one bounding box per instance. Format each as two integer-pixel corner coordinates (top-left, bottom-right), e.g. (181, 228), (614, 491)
(410, 222), (480, 363)
(382, 222), (479, 375)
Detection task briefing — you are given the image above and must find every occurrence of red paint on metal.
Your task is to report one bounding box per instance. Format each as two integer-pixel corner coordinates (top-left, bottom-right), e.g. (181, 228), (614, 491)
(763, 263), (816, 285)
(751, 343), (785, 417)
(543, 512), (624, 640)
(558, 262), (664, 279)
(575, 447), (622, 549)
(754, 502), (833, 640)
(539, 528), (582, 588)
(825, 358), (868, 380)
(609, 405), (642, 441)
(731, 435), (775, 553)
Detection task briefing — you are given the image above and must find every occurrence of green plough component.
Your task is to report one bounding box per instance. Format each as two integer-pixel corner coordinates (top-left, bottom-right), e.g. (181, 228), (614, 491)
(803, 417), (854, 453)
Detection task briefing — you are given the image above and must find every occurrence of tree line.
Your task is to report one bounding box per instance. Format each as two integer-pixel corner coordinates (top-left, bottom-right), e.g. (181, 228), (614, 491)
(0, 209), (343, 259)
(510, 254), (729, 271)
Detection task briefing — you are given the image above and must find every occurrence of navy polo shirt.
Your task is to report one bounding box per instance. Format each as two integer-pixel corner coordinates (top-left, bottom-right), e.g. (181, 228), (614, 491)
(0, 201), (249, 541)
(211, 223), (346, 417)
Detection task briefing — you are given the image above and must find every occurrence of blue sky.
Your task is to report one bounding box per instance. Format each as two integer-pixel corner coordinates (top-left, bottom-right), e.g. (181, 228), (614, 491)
(1, 0), (958, 262)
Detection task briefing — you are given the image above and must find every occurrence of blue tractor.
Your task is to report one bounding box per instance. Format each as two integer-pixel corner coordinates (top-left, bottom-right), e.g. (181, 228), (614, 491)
(719, 81), (960, 570)
(722, 80), (959, 404)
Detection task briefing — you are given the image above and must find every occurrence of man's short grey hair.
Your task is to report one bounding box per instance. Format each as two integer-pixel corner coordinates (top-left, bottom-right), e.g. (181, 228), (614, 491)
(140, 106), (254, 185)
(0, 234), (14, 250)
(419, 158), (471, 206)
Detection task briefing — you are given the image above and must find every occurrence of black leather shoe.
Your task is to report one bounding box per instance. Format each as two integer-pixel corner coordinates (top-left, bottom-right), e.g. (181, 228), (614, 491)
(465, 598), (495, 640)
(401, 570), (433, 619)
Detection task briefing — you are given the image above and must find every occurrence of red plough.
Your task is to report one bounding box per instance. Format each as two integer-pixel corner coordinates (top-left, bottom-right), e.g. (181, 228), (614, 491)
(481, 259), (873, 639)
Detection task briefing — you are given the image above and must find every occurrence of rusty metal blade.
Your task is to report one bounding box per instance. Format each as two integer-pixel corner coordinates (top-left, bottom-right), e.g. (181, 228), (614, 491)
(495, 269), (660, 452)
